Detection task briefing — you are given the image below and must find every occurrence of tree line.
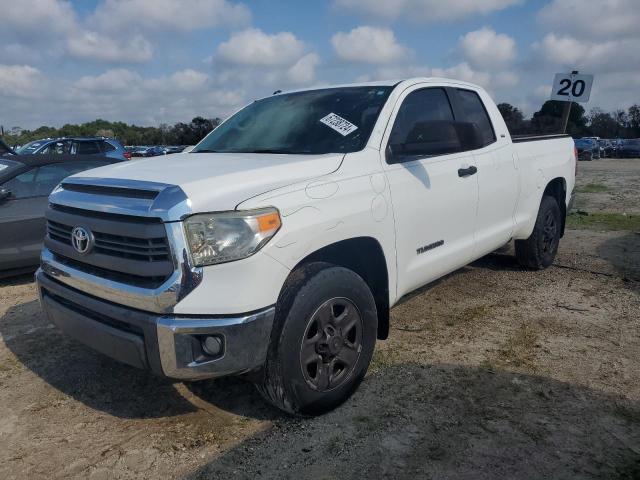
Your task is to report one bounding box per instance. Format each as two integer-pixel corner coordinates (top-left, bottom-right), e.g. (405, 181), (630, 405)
(1, 117), (222, 147)
(2, 100), (639, 148)
(498, 101), (640, 138)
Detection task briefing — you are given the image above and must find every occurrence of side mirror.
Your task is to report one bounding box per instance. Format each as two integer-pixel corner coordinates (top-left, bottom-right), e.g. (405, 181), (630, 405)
(0, 188), (11, 202)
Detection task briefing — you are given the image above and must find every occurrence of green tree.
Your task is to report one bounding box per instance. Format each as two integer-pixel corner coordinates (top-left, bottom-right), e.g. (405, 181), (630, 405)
(531, 100), (587, 135)
(497, 103), (526, 134)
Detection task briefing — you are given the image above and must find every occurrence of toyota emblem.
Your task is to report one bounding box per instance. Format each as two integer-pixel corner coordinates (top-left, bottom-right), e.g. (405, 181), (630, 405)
(71, 226), (94, 255)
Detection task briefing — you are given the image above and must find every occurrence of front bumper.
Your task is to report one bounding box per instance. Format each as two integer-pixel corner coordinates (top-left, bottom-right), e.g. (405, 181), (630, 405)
(36, 269), (275, 380)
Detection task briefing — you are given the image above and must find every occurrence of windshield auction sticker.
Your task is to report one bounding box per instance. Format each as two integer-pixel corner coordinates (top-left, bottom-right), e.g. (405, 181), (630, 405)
(320, 113), (358, 136)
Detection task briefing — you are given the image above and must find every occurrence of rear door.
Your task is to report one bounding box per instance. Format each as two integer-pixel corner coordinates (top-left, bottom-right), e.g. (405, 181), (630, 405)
(381, 86), (479, 298)
(450, 88), (519, 256)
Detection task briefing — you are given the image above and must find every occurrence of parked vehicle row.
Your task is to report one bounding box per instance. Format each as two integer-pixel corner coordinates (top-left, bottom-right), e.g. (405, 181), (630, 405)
(14, 137), (130, 161)
(126, 145), (187, 157)
(573, 137), (639, 160)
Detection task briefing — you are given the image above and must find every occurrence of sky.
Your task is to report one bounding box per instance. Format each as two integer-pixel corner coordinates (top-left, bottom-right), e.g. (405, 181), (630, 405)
(0, 0), (639, 129)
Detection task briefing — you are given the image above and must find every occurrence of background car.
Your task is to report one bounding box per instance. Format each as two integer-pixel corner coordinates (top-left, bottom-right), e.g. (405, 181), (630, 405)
(618, 139), (640, 158)
(15, 137), (130, 161)
(599, 139), (613, 158)
(0, 154), (124, 277)
(574, 138), (599, 161)
(131, 146), (166, 157)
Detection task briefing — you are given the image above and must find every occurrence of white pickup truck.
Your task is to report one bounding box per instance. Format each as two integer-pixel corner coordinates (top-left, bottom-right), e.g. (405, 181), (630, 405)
(36, 78), (576, 415)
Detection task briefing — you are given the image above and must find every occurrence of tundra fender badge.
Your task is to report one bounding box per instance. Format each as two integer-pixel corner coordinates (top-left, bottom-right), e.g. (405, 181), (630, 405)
(416, 240), (444, 255)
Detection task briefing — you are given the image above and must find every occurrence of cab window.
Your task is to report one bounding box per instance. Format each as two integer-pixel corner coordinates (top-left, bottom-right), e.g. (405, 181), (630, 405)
(387, 88), (462, 161)
(454, 89), (496, 147)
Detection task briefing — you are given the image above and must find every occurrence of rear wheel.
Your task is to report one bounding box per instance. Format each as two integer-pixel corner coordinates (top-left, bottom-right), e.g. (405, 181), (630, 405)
(255, 262), (377, 415)
(515, 196), (562, 270)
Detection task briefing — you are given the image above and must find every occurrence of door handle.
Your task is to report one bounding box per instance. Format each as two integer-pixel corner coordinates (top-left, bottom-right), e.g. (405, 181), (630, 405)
(458, 166), (478, 177)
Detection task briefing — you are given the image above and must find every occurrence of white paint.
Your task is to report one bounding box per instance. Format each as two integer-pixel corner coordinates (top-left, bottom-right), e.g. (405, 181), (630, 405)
(66, 77), (576, 314)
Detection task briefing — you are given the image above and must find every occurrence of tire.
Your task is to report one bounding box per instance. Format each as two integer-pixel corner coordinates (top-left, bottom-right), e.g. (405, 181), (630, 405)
(255, 262), (378, 416)
(515, 196), (562, 270)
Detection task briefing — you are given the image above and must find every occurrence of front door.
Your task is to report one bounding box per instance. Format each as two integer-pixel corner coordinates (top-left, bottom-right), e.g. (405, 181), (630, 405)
(381, 86), (479, 299)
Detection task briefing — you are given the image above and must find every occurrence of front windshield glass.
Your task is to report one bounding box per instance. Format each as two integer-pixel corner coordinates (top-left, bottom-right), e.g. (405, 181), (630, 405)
(192, 86), (393, 155)
(16, 140), (45, 154)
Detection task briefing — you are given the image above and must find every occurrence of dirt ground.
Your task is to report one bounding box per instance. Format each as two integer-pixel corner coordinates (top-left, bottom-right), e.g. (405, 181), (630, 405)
(1, 158), (639, 479)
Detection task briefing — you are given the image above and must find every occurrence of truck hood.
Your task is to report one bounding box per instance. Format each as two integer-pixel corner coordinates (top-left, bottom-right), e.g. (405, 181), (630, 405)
(76, 152), (344, 212)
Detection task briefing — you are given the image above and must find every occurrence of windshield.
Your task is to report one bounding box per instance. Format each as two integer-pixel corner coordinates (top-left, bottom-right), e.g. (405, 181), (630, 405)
(193, 86), (393, 155)
(575, 139), (593, 147)
(16, 140), (46, 154)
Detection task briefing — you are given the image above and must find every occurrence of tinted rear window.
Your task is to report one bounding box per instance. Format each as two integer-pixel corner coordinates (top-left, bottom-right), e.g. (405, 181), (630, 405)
(455, 89), (496, 147)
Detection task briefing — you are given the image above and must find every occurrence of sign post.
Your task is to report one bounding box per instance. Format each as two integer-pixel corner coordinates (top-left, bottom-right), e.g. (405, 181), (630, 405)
(550, 70), (594, 133)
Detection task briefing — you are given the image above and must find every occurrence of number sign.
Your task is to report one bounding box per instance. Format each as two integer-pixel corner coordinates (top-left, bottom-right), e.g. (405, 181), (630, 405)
(550, 73), (594, 103)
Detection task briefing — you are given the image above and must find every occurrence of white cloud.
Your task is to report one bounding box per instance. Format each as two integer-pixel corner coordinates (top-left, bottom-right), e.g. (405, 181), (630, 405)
(0, 64), (44, 98)
(366, 61), (518, 92)
(0, 0), (76, 38)
(533, 34), (640, 74)
(74, 69), (144, 93)
(287, 54), (321, 84)
(67, 32), (153, 63)
(538, 0), (640, 40)
(331, 26), (409, 64)
(458, 27), (516, 68)
(69, 69), (244, 125)
(431, 62), (491, 86)
(90, 0), (251, 33)
(333, 0), (522, 22)
(217, 29), (305, 66)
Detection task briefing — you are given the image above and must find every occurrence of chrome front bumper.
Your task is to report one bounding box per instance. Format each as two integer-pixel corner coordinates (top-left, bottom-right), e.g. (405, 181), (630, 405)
(36, 269), (275, 380)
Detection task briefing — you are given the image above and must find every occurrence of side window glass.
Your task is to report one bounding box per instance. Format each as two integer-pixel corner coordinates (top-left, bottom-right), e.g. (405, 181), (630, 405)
(388, 88), (460, 160)
(455, 89), (496, 146)
(40, 141), (68, 155)
(76, 141), (101, 155)
(2, 168), (39, 199)
(101, 141), (116, 152)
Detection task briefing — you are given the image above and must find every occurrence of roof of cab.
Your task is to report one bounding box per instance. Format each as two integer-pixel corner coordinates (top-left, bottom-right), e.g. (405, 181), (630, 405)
(276, 77), (483, 95)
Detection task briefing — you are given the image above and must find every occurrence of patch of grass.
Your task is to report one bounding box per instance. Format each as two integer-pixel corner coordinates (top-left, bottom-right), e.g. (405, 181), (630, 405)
(369, 348), (399, 371)
(566, 211), (640, 231)
(575, 183), (610, 193)
(497, 324), (539, 369)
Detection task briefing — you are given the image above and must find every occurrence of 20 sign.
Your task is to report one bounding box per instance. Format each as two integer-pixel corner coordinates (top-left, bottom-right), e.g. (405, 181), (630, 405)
(550, 73), (594, 103)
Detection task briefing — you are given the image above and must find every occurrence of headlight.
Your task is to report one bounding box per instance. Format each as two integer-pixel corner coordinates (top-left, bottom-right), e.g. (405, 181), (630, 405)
(183, 207), (281, 266)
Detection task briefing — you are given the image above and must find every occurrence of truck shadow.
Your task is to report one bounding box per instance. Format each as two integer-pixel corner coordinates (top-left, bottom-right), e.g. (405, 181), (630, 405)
(0, 299), (200, 419)
(185, 363), (640, 480)
(596, 231), (640, 294)
(0, 272), (37, 287)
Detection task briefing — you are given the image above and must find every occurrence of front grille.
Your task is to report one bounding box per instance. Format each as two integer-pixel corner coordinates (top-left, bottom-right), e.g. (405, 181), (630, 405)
(45, 202), (175, 287)
(47, 220), (171, 263)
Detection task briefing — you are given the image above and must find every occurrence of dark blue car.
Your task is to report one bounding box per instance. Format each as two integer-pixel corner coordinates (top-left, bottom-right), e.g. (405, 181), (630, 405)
(574, 138), (599, 161)
(618, 139), (640, 158)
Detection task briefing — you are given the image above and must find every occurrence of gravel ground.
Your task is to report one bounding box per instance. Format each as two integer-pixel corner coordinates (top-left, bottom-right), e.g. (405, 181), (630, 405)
(1, 158), (639, 479)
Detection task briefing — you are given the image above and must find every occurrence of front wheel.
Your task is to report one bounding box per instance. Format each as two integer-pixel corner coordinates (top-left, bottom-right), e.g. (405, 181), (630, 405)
(515, 196), (562, 270)
(255, 262), (378, 415)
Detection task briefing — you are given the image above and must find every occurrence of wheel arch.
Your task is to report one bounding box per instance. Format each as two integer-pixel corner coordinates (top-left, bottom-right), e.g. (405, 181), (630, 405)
(543, 177), (567, 237)
(289, 237), (391, 340)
